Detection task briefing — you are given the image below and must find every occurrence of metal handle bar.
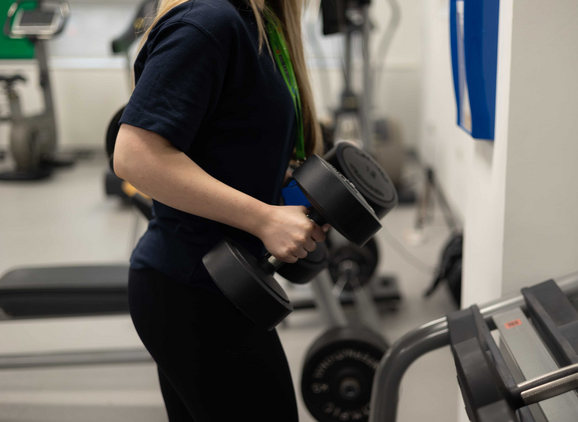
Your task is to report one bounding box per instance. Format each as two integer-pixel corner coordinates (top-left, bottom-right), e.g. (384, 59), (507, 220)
(515, 362), (578, 406)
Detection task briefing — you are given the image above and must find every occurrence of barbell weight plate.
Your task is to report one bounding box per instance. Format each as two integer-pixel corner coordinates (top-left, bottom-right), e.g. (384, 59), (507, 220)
(277, 241), (329, 285)
(292, 155), (382, 247)
(301, 326), (388, 422)
(202, 239), (292, 331)
(328, 237), (379, 291)
(324, 142), (398, 220)
(105, 105), (126, 173)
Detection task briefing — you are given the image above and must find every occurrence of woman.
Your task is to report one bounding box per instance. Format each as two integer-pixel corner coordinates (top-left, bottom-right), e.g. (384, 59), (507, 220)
(114, 0), (325, 420)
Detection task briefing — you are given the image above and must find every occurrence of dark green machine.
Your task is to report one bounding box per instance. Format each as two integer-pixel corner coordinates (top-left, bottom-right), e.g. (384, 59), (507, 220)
(0, 0), (35, 59)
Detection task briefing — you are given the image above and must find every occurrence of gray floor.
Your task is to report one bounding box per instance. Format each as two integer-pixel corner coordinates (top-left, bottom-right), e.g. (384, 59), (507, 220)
(0, 156), (459, 422)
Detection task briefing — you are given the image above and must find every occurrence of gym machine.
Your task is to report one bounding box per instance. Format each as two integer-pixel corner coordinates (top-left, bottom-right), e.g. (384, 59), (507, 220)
(0, 0), (73, 180)
(104, 0), (157, 200)
(111, 0), (158, 90)
(302, 0), (409, 315)
(306, 0), (413, 203)
(367, 271), (578, 422)
(299, 245), (391, 422)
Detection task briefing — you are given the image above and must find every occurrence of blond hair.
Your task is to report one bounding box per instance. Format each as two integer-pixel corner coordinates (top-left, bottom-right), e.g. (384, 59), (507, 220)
(142, 0), (321, 157)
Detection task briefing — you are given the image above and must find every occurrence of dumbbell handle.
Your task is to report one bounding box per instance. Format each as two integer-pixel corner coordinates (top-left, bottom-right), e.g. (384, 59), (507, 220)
(510, 362), (578, 407)
(259, 208), (326, 274)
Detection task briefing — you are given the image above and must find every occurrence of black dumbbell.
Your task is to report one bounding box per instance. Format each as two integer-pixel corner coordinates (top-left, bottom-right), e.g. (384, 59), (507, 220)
(277, 240), (329, 285)
(202, 154), (382, 330)
(324, 141), (398, 219)
(278, 143), (398, 285)
(328, 236), (379, 290)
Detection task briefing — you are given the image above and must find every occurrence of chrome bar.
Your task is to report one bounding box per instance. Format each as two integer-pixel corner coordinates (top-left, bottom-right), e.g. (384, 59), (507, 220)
(360, 4), (373, 153)
(351, 278), (382, 334)
(0, 348), (152, 370)
(310, 270), (348, 328)
(519, 363), (578, 406)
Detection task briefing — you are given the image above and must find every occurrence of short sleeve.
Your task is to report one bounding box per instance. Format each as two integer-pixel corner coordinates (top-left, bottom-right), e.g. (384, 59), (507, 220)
(119, 22), (227, 152)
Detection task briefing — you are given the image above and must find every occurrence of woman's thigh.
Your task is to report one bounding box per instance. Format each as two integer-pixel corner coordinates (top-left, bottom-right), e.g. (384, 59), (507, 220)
(128, 268), (299, 422)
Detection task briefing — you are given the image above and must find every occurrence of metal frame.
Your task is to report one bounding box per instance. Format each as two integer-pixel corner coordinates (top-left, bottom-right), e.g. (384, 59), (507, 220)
(310, 270), (349, 328)
(0, 349), (151, 370)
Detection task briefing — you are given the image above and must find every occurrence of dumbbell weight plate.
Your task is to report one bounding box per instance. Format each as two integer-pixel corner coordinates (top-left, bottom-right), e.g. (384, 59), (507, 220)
(301, 326), (388, 422)
(328, 237), (379, 291)
(292, 154), (381, 247)
(277, 241), (329, 285)
(324, 142), (398, 220)
(202, 239), (292, 331)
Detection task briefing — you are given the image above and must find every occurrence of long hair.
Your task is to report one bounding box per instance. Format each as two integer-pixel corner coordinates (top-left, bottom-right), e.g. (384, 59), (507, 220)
(141, 0), (321, 157)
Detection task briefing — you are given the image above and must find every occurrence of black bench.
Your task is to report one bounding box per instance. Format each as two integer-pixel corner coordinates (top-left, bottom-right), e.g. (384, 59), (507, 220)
(0, 266), (129, 319)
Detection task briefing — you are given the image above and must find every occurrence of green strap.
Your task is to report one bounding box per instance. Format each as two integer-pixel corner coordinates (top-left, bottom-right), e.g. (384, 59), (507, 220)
(264, 9), (305, 162)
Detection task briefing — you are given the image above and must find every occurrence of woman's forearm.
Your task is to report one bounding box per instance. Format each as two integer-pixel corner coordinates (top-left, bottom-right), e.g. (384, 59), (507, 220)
(114, 124), (271, 238)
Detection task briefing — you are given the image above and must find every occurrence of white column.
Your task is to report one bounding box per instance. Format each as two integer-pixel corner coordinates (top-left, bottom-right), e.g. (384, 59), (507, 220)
(460, 0), (578, 420)
(463, 0), (578, 302)
(461, 0), (513, 307)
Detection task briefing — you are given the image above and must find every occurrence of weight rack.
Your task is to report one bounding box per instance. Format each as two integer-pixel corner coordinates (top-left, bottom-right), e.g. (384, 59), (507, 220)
(368, 271), (578, 422)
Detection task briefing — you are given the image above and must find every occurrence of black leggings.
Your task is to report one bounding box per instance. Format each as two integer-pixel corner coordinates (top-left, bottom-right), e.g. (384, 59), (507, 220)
(128, 268), (299, 422)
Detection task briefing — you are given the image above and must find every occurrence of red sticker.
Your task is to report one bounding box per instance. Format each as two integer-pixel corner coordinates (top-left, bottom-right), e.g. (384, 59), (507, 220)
(505, 319), (522, 329)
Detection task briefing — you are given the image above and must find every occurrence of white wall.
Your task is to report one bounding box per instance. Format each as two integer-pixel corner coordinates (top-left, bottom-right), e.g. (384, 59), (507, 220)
(422, 0), (578, 301)
(460, 0), (513, 307)
(420, 0), (472, 222)
(499, 0), (578, 293)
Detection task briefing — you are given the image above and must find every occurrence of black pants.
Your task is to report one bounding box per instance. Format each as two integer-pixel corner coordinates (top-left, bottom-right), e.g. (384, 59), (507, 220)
(128, 268), (299, 422)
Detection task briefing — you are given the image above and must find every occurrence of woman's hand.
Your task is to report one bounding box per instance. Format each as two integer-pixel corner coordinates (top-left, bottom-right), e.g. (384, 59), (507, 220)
(257, 206), (328, 263)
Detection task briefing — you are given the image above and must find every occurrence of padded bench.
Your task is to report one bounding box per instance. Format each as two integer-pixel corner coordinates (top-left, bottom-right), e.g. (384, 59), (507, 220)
(0, 266), (129, 319)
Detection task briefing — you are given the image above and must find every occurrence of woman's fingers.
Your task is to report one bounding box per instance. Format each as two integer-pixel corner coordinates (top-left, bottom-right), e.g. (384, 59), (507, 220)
(310, 223), (326, 243)
(304, 238), (316, 252)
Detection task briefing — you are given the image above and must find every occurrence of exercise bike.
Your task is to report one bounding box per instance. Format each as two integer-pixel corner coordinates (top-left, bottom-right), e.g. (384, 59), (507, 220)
(0, 0), (72, 181)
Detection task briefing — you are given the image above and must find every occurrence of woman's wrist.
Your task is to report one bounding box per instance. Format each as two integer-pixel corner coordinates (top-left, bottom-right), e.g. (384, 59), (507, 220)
(241, 201), (273, 240)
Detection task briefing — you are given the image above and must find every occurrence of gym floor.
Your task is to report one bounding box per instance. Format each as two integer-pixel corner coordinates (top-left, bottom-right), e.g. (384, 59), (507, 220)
(0, 155), (459, 422)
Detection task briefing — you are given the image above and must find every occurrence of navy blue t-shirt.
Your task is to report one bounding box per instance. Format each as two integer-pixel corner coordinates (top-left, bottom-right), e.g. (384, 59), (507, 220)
(119, 0), (296, 294)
